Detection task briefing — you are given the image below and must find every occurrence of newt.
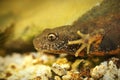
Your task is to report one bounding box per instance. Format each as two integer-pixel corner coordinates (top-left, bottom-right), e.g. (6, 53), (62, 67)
(33, 0), (120, 57)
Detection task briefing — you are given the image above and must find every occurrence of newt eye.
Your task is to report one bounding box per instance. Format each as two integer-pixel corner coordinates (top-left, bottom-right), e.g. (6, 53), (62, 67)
(47, 33), (57, 41)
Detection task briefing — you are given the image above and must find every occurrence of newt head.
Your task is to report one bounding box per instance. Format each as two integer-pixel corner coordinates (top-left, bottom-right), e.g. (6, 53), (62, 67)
(33, 25), (79, 55)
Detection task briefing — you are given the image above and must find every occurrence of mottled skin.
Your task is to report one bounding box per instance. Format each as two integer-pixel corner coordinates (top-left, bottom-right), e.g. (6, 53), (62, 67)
(33, 0), (120, 57)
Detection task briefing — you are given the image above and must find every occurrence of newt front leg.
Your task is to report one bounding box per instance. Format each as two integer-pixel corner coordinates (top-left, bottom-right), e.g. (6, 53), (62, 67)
(68, 29), (104, 57)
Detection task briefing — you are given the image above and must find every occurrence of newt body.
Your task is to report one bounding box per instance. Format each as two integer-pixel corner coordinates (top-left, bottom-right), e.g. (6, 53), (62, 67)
(33, 0), (120, 57)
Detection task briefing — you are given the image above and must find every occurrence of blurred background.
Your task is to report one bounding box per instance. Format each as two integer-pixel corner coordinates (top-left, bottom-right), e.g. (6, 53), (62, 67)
(0, 0), (103, 54)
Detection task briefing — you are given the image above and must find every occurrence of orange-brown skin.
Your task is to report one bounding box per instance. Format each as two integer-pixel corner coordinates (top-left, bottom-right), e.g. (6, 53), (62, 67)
(33, 0), (120, 57)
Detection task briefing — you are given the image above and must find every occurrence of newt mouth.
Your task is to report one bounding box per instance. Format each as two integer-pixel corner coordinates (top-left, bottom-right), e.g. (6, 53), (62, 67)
(41, 50), (67, 54)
